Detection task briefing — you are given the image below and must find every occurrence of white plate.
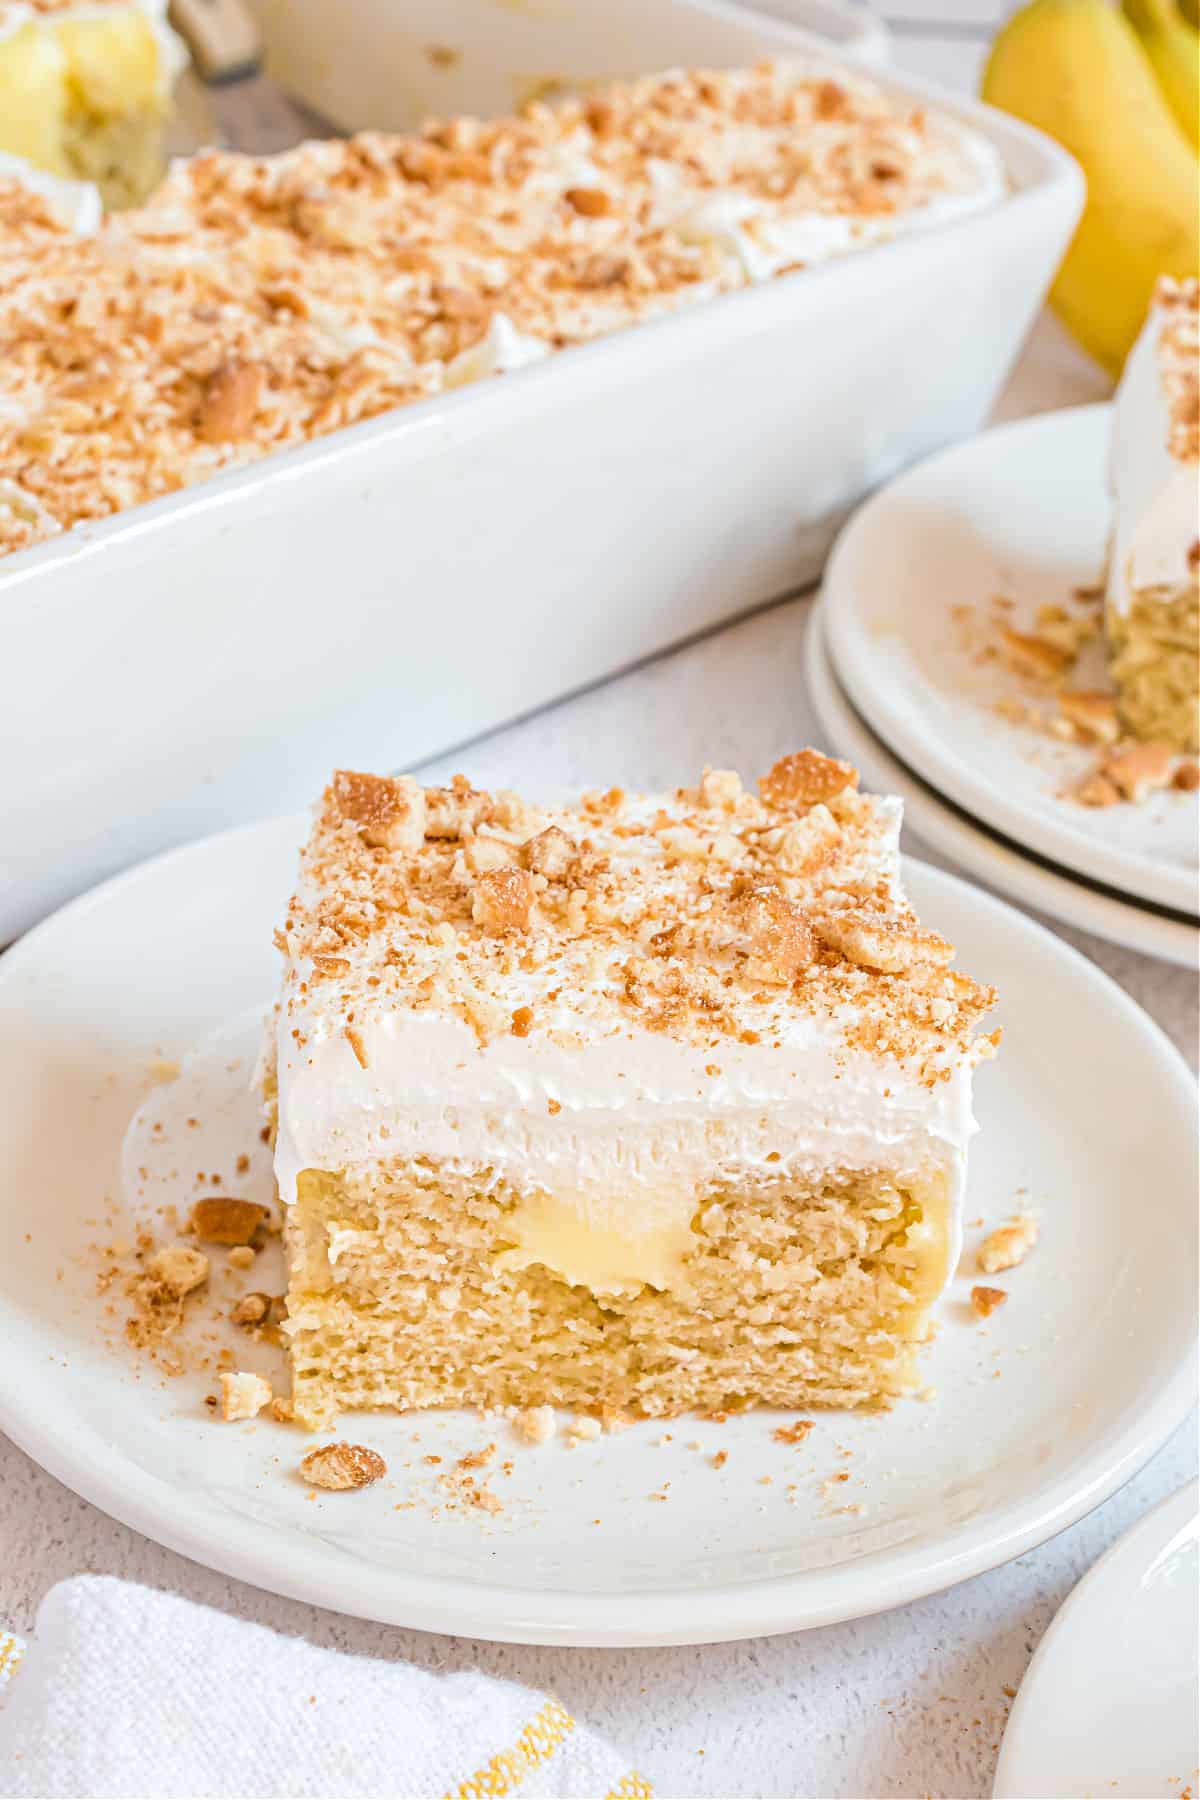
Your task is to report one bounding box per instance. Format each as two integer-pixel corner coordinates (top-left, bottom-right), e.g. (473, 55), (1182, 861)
(0, 817), (1195, 1646)
(808, 599), (1199, 969)
(824, 404), (1199, 917)
(994, 1482), (1199, 1799)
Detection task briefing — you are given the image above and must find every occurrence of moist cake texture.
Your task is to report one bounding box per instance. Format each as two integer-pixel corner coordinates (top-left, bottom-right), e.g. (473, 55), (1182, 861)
(269, 756), (998, 1430)
(0, 0), (182, 208)
(1106, 277), (1199, 753)
(0, 58), (1004, 561)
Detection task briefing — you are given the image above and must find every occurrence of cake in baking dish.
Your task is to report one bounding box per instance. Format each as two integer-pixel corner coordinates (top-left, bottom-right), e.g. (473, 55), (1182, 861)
(265, 755), (998, 1429)
(1106, 278), (1199, 754)
(0, 58), (1004, 562)
(0, 0), (183, 208)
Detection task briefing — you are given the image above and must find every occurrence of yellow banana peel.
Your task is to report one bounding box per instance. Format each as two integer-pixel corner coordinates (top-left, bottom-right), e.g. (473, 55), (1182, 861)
(982, 0), (1199, 376)
(1122, 0), (1200, 148)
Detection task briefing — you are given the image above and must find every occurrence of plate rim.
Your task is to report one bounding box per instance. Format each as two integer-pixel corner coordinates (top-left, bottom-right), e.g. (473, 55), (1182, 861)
(992, 1479), (1200, 1799)
(808, 597), (1199, 970)
(0, 813), (1196, 1647)
(823, 401), (1198, 918)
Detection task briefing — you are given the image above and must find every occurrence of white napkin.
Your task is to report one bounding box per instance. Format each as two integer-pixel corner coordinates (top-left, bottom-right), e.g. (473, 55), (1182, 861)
(0, 1578), (650, 1800)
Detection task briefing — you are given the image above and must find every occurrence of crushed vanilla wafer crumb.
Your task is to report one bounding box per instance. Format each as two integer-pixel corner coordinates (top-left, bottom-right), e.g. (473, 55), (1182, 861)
(978, 1215), (1038, 1275)
(300, 1443), (387, 1490)
(219, 1370), (273, 1421)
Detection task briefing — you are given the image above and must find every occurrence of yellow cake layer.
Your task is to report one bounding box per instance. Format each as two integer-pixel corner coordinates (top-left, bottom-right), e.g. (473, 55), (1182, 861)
(1107, 582), (1200, 753)
(0, 8), (170, 206)
(282, 1161), (951, 1429)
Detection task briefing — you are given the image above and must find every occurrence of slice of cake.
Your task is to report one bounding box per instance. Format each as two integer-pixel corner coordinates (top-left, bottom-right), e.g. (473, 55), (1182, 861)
(1106, 277), (1199, 754)
(269, 756), (998, 1430)
(0, 0), (184, 208)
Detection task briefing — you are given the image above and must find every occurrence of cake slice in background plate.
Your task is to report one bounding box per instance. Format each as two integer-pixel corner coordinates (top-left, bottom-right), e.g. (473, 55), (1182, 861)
(1107, 277), (1199, 754)
(266, 757), (999, 1430)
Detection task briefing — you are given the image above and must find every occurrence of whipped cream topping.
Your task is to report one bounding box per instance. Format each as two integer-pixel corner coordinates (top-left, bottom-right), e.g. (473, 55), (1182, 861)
(1109, 285), (1199, 615)
(272, 764), (995, 1300)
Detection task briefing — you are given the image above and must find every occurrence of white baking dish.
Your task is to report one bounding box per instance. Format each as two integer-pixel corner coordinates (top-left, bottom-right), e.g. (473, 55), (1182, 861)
(245, 0), (890, 134)
(1, 64), (1082, 943)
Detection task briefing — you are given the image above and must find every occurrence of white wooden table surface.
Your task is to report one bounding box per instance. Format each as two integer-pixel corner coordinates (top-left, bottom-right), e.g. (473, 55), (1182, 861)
(3, 6), (1196, 1797)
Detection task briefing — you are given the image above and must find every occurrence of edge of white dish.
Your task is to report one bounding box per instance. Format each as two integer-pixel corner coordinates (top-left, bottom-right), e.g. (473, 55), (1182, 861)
(993, 1481), (1200, 1800)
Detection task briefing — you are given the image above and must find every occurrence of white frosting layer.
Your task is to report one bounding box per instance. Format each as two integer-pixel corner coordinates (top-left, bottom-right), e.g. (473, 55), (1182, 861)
(1109, 299), (1198, 615)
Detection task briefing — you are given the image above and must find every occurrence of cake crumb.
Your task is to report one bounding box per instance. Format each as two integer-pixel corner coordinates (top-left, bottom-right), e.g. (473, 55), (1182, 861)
(970, 1284), (1008, 1319)
(228, 1245), (256, 1271)
(978, 1215), (1038, 1274)
(300, 1442), (387, 1490)
(772, 1419), (814, 1446)
(457, 1442), (496, 1471)
(219, 1370), (273, 1422)
(230, 1291), (271, 1327)
(188, 1197), (269, 1246)
(1057, 689), (1120, 745)
(710, 1450), (728, 1469)
(999, 628), (1071, 682)
(512, 1405), (556, 1444)
(1069, 770), (1121, 809)
(145, 1244), (209, 1296)
(1101, 740), (1175, 804)
(566, 1416), (602, 1445)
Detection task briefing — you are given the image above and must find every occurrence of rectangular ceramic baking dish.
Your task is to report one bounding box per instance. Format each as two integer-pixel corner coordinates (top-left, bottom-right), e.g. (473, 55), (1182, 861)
(0, 28), (1082, 942)
(244, 0), (890, 133)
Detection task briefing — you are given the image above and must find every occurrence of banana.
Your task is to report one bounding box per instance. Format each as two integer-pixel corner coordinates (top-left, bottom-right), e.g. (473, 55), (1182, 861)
(1179, 0), (1198, 29)
(982, 0), (1199, 376)
(1122, 0), (1199, 148)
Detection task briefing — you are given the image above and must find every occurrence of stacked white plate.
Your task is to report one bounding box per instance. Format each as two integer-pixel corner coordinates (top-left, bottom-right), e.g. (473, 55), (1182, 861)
(811, 403), (1198, 968)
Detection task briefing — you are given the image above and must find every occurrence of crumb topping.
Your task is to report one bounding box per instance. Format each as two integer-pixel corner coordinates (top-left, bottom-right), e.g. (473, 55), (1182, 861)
(188, 1197), (270, 1245)
(219, 1369), (273, 1422)
(0, 61), (997, 560)
(276, 756), (997, 1083)
(299, 1441), (387, 1490)
(977, 1214), (1037, 1275)
(970, 1284), (1007, 1319)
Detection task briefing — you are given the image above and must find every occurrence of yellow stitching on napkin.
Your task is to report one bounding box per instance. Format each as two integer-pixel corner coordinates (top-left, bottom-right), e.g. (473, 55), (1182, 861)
(605, 1774), (654, 1798)
(443, 1697), (575, 1800)
(0, 1632), (25, 1691)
